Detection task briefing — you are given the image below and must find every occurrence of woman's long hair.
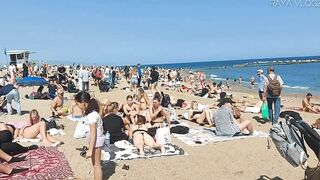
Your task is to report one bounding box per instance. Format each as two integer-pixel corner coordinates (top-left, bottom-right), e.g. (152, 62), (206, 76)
(85, 98), (100, 115)
(29, 109), (40, 125)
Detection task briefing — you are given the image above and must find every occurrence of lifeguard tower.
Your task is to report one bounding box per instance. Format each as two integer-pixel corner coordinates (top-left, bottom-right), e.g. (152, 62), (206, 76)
(6, 50), (34, 68)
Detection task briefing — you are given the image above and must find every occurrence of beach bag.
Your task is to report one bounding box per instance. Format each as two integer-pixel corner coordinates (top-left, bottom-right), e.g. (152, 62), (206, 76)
(155, 127), (171, 145)
(42, 118), (58, 131)
(73, 121), (89, 139)
(267, 75), (281, 96)
(305, 164), (320, 180)
(261, 103), (269, 120)
(269, 120), (308, 167)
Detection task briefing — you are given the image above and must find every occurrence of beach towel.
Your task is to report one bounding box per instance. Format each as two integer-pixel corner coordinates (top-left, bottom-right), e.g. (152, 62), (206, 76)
(0, 147), (75, 179)
(172, 127), (268, 146)
(101, 140), (186, 161)
(12, 138), (41, 143)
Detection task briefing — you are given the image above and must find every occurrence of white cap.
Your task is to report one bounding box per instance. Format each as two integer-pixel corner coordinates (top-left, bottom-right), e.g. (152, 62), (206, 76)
(257, 69), (263, 73)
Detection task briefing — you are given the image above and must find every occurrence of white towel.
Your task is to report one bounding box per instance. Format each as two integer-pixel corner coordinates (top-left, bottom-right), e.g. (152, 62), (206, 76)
(13, 138), (41, 143)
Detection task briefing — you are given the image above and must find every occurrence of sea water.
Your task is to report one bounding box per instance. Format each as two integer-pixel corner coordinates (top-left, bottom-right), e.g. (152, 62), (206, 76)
(152, 57), (320, 95)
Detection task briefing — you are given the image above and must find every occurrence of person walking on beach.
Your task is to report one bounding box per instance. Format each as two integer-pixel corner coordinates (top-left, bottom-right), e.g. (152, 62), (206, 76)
(136, 64), (143, 87)
(110, 67), (116, 87)
(263, 67), (284, 124)
(149, 66), (159, 95)
(250, 76), (255, 89)
(0, 84), (21, 115)
(79, 67), (90, 91)
(239, 76), (242, 86)
(257, 69), (266, 100)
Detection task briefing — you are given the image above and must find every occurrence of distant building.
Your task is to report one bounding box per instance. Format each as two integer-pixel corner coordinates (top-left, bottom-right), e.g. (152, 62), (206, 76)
(6, 50), (34, 68)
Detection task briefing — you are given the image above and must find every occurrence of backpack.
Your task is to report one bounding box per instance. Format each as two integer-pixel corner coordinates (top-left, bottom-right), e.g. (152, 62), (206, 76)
(269, 119), (308, 167)
(161, 92), (171, 108)
(267, 75), (281, 96)
(99, 80), (110, 92)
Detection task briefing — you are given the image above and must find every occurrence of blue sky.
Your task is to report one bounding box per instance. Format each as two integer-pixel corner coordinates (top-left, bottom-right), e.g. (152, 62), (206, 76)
(0, 0), (319, 65)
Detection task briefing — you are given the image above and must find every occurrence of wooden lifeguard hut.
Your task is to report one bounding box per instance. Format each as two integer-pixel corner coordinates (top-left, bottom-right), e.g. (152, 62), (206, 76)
(6, 50), (35, 68)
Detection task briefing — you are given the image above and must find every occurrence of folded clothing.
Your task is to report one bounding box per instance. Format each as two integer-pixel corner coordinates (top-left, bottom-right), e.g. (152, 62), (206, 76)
(170, 126), (189, 134)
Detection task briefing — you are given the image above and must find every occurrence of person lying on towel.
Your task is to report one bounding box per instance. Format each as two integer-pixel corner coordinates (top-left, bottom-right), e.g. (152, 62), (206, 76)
(188, 101), (213, 127)
(130, 115), (165, 156)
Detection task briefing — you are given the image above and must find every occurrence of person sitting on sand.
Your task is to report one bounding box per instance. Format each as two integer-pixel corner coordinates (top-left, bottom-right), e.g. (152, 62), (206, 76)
(131, 115), (165, 156)
(150, 96), (170, 126)
(18, 109), (61, 146)
(70, 99), (84, 118)
(135, 88), (150, 107)
(123, 95), (139, 124)
(67, 79), (79, 93)
(137, 95), (151, 122)
(50, 89), (68, 117)
(188, 101), (213, 126)
(102, 102), (130, 144)
(302, 93), (320, 113)
(213, 98), (253, 136)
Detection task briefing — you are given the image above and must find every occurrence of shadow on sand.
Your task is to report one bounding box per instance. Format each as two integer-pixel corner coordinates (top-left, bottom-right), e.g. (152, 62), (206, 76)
(102, 161), (117, 180)
(252, 116), (269, 124)
(256, 175), (283, 180)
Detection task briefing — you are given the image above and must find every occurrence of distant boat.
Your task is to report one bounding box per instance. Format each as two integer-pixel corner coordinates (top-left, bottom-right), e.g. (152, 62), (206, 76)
(210, 74), (217, 78)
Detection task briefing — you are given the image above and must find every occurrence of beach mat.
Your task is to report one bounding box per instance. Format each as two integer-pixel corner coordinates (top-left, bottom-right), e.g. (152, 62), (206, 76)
(172, 127), (268, 146)
(0, 147), (75, 180)
(102, 141), (186, 161)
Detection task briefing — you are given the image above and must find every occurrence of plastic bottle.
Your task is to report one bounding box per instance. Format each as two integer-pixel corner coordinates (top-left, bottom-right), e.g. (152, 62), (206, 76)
(104, 131), (110, 148)
(168, 104), (175, 122)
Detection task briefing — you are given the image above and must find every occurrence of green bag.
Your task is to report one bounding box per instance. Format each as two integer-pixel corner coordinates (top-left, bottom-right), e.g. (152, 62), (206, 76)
(261, 102), (269, 120)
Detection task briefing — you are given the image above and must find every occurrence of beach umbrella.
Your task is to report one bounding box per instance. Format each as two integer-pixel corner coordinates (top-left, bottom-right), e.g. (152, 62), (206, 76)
(17, 76), (48, 87)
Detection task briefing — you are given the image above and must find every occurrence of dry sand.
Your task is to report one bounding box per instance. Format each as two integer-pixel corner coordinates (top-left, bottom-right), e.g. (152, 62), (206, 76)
(1, 81), (319, 180)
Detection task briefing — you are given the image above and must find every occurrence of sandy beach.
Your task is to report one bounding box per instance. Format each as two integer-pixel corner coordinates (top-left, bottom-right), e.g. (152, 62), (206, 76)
(1, 78), (319, 180)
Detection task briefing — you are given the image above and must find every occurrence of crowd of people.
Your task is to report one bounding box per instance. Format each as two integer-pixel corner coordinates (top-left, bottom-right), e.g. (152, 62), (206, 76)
(0, 62), (319, 179)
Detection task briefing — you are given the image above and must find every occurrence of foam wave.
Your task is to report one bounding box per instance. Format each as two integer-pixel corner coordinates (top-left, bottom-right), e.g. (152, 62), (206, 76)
(210, 74), (217, 78)
(211, 77), (226, 81)
(283, 85), (310, 90)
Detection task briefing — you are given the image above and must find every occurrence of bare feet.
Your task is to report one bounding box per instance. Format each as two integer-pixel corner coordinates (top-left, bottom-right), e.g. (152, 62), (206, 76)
(160, 145), (166, 154)
(139, 148), (145, 156)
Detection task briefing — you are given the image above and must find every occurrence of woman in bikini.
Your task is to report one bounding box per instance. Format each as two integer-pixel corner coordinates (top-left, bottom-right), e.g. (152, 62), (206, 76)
(131, 115), (165, 156)
(123, 95), (139, 125)
(137, 95), (151, 123)
(18, 109), (61, 146)
(135, 88), (150, 106)
(188, 101), (213, 126)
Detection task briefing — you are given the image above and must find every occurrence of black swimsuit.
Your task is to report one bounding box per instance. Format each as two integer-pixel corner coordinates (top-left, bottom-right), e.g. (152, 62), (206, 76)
(133, 125), (150, 136)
